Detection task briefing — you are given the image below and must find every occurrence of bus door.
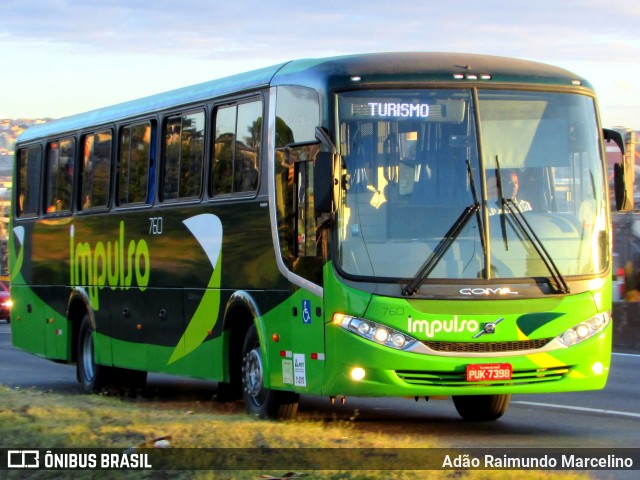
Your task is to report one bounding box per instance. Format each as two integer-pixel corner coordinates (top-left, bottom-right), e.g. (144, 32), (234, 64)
(286, 143), (326, 393)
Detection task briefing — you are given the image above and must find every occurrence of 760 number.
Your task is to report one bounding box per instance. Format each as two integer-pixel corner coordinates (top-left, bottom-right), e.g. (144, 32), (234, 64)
(149, 217), (163, 235)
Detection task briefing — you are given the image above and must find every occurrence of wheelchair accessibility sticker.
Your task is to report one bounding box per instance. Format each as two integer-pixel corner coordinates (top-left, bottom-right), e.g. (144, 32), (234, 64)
(302, 300), (312, 324)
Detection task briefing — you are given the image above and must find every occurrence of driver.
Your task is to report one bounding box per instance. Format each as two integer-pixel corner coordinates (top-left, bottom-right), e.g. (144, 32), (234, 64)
(487, 169), (532, 215)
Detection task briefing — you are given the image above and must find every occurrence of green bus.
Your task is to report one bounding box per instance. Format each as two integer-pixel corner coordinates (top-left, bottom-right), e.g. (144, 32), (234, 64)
(10, 53), (630, 421)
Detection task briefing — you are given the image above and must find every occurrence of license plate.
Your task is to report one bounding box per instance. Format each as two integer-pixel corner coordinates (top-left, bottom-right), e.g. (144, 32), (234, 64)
(466, 363), (512, 382)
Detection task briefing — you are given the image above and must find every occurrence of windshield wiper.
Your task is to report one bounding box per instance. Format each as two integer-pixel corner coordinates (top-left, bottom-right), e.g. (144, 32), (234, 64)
(494, 157), (509, 251)
(402, 203), (479, 296)
(467, 159), (487, 261)
(403, 160), (483, 296)
(493, 158), (569, 294)
(502, 198), (570, 294)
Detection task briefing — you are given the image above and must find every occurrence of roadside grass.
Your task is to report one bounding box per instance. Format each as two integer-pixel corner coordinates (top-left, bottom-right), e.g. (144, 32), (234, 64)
(0, 385), (592, 480)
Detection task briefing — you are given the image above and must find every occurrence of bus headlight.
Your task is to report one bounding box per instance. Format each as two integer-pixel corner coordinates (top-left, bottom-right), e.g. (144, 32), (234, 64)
(333, 314), (417, 351)
(557, 313), (610, 347)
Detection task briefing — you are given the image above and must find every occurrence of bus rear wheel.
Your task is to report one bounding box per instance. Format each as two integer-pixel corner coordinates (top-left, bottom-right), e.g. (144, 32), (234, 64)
(77, 314), (112, 393)
(241, 325), (298, 419)
(77, 315), (147, 392)
(452, 394), (511, 421)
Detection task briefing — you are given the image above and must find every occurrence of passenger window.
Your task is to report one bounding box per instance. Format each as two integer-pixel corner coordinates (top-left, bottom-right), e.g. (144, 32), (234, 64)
(211, 99), (261, 195)
(45, 138), (75, 213)
(162, 110), (205, 200)
(118, 123), (152, 205)
(81, 131), (112, 210)
(16, 146), (42, 218)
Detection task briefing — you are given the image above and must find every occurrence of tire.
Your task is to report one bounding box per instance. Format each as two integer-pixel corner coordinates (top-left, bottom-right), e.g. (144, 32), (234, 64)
(77, 314), (113, 393)
(241, 325), (299, 419)
(452, 394), (511, 421)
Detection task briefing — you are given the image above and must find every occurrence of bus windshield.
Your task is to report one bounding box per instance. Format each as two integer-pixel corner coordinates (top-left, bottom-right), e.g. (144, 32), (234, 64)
(337, 89), (608, 281)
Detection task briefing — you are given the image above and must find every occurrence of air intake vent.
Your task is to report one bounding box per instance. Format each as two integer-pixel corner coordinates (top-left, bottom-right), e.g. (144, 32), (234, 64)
(422, 338), (553, 354)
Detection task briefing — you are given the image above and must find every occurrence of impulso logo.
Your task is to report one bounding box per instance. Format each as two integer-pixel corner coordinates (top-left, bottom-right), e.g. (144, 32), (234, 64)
(69, 222), (150, 310)
(407, 315), (479, 338)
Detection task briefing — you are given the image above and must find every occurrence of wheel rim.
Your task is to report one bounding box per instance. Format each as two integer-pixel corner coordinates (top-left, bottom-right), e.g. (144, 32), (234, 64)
(81, 330), (95, 382)
(242, 348), (265, 404)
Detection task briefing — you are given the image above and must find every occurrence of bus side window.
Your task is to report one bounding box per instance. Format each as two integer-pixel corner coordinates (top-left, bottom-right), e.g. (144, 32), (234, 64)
(16, 145), (42, 218)
(211, 98), (261, 196)
(81, 131), (112, 210)
(45, 138), (75, 214)
(118, 122), (152, 206)
(162, 110), (205, 201)
(235, 101), (260, 193)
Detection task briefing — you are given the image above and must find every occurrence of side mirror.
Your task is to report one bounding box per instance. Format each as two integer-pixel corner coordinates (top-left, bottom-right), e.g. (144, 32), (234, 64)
(314, 151), (338, 217)
(614, 163), (634, 211)
(314, 127), (340, 219)
(604, 128), (634, 211)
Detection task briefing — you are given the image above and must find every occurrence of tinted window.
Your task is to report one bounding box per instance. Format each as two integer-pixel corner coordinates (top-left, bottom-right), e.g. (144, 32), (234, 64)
(162, 110), (205, 200)
(118, 123), (152, 205)
(16, 146), (42, 217)
(211, 99), (262, 195)
(275, 85), (320, 146)
(81, 131), (112, 210)
(45, 138), (75, 213)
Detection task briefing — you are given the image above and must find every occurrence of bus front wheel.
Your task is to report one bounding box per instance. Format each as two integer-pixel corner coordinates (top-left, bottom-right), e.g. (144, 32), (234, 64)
(452, 394), (511, 421)
(241, 325), (298, 419)
(77, 315), (112, 393)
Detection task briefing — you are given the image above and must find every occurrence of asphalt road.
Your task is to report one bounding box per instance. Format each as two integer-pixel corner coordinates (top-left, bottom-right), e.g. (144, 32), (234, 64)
(1, 321), (638, 478)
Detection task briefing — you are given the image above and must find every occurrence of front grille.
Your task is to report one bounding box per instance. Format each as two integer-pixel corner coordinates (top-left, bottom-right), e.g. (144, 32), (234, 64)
(422, 338), (553, 353)
(395, 366), (569, 387)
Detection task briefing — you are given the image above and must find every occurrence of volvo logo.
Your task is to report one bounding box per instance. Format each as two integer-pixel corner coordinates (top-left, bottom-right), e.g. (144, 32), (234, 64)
(460, 287), (518, 296)
(473, 317), (505, 338)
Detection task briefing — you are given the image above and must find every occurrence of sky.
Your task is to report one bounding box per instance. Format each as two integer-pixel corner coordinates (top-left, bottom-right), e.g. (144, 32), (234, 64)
(2, 0), (640, 129)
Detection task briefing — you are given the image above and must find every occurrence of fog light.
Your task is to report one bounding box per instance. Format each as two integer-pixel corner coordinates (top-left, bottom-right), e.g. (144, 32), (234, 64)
(592, 362), (604, 375)
(351, 367), (366, 381)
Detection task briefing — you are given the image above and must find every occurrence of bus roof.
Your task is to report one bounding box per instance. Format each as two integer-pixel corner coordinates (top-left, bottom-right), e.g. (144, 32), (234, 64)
(271, 52), (590, 91)
(17, 52), (590, 143)
(17, 62), (289, 143)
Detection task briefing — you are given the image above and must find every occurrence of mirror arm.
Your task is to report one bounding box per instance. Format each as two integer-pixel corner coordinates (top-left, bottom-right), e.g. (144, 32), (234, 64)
(316, 126), (337, 154)
(603, 128), (625, 155)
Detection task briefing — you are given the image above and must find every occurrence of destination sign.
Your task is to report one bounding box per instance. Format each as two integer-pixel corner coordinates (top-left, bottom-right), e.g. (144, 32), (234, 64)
(350, 101), (445, 119)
